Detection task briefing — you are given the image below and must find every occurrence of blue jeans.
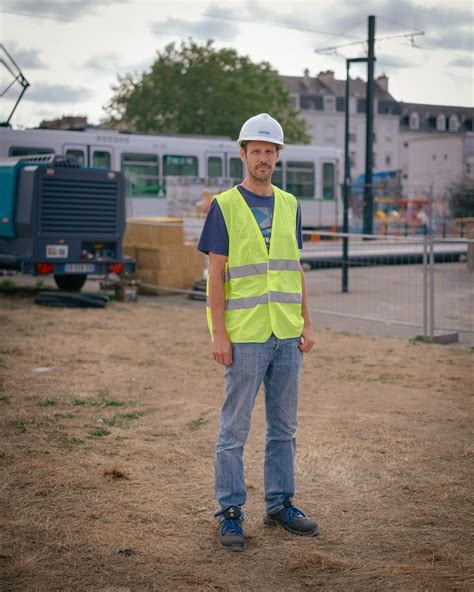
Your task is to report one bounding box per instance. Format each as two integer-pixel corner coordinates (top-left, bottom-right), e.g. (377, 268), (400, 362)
(215, 335), (303, 518)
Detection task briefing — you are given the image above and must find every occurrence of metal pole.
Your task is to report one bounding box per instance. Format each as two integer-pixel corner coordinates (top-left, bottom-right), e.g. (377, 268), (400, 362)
(428, 185), (435, 338)
(341, 57), (368, 293)
(422, 233), (428, 338)
(342, 59), (350, 293)
(363, 15), (376, 235)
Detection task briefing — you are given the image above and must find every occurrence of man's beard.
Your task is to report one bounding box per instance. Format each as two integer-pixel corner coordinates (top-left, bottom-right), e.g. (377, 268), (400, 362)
(249, 165), (273, 182)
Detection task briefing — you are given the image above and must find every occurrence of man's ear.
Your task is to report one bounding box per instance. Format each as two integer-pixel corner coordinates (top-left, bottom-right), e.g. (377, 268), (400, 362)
(239, 147), (246, 163)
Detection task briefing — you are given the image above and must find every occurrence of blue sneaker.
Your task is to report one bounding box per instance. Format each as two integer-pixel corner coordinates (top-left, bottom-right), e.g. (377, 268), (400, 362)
(219, 506), (245, 552)
(264, 497), (319, 537)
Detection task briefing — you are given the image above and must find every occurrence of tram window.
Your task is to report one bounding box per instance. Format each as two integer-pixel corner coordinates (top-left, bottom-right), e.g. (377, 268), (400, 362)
(286, 161), (315, 198)
(9, 146), (54, 156)
(208, 156), (223, 177)
(229, 158), (242, 184)
(122, 153), (161, 197)
(323, 163), (335, 199)
(66, 149), (85, 166)
(92, 151), (111, 170)
(272, 162), (283, 189)
(163, 155), (198, 176)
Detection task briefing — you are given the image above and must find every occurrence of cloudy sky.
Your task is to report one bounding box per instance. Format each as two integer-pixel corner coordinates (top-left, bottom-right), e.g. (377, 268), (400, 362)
(1, 0), (472, 129)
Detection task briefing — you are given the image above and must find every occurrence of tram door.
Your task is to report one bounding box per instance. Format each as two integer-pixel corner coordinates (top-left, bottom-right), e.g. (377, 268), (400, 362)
(63, 144), (114, 171)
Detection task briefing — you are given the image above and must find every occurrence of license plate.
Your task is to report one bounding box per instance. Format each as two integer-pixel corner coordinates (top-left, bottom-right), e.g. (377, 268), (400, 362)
(63, 263), (95, 273)
(47, 244), (68, 258)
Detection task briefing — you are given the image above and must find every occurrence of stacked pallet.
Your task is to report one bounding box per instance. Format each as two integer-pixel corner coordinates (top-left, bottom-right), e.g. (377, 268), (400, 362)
(123, 218), (206, 295)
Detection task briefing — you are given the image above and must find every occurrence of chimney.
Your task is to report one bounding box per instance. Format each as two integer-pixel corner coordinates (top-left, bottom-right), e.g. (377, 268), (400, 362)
(376, 74), (388, 92)
(302, 68), (311, 89)
(317, 70), (335, 85)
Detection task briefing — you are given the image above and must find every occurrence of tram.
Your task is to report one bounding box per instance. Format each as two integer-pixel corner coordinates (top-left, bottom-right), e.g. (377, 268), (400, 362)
(0, 127), (343, 229)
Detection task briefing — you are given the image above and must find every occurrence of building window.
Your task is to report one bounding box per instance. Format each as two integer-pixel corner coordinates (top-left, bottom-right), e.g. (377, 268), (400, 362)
(229, 158), (242, 185)
(436, 113), (446, 131)
(385, 155), (392, 167)
(93, 151), (111, 170)
(350, 151), (356, 169)
(9, 146), (54, 156)
(286, 161), (315, 198)
(163, 155), (198, 176)
(207, 157), (222, 177)
(449, 115), (460, 132)
(122, 153), (160, 197)
(386, 136), (393, 143)
(349, 132), (356, 143)
(409, 112), (420, 130)
(323, 123), (336, 143)
(66, 149), (85, 166)
(323, 95), (336, 113)
(322, 163), (335, 200)
(273, 162), (283, 189)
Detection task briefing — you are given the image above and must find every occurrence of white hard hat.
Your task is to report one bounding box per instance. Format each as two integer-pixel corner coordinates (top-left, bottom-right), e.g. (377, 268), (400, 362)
(237, 113), (285, 149)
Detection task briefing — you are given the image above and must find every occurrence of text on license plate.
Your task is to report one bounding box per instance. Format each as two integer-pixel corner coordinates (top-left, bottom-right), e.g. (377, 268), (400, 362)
(63, 264), (95, 273)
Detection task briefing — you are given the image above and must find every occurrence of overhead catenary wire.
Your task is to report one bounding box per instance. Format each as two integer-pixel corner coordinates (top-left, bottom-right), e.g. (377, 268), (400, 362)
(202, 12), (361, 39)
(0, 9), (74, 22)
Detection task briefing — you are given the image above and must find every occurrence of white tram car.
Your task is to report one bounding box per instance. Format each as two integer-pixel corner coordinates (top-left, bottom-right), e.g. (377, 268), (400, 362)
(0, 127), (343, 229)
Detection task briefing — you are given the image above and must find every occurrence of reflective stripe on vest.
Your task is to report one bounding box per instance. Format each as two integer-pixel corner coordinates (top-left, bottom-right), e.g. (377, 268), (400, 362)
(224, 259), (299, 281)
(206, 291), (302, 310)
(206, 185), (304, 343)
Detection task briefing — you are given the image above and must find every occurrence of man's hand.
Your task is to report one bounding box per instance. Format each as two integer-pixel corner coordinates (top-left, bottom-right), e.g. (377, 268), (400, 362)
(299, 324), (314, 353)
(212, 333), (233, 365)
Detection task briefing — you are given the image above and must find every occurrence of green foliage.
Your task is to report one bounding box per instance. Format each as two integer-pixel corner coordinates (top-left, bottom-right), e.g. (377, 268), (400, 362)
(102, 412), (144, 427)
(0, 279), (15, 290)
(39, 399), (57, 407)
(90, 428), (110, 438)
(187, 416), (208, 431)
(105, 39), (310, 144)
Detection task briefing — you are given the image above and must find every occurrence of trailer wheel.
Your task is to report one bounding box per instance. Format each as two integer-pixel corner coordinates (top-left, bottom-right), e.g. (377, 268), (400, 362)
(53, 274), (87, 292)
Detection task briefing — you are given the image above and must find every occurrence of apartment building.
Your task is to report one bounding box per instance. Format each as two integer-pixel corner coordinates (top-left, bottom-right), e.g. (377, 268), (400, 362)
(282, 70), (474, 196)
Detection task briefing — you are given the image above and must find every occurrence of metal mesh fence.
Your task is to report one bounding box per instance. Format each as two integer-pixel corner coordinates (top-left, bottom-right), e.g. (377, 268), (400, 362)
(301, 231), (473, 345)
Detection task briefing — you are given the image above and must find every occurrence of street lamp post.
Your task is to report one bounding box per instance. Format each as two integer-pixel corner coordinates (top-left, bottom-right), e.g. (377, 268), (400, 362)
(342, 57), (369, 293)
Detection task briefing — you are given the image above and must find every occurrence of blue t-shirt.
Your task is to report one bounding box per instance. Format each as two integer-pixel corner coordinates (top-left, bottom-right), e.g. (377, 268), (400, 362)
(197, 185), (303, 256)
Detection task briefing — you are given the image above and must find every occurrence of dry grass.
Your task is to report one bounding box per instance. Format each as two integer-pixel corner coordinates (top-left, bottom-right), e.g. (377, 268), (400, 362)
(103, 463), (131, 480)
(0, 294), (473, 592)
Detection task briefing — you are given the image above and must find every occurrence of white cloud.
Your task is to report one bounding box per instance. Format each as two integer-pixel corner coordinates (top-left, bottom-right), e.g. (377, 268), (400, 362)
(25, 83), (93, 103)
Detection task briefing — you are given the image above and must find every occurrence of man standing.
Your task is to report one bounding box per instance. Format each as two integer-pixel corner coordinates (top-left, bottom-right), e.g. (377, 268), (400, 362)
(198, 113), (318, 552)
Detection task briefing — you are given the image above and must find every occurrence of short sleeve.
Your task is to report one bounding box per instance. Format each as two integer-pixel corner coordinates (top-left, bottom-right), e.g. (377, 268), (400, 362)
(197, 199), (229, 256)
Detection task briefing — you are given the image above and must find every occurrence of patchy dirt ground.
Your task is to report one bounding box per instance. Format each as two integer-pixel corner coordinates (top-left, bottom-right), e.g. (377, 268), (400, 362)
(0, 293), (473, 592)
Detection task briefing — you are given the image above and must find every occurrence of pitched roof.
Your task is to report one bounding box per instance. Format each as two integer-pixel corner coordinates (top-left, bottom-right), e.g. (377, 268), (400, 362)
(281, 73), (396, 102)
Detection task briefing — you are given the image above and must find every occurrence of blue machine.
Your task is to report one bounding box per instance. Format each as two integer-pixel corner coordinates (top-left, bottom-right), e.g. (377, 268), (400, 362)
(0, 154), (134, 291)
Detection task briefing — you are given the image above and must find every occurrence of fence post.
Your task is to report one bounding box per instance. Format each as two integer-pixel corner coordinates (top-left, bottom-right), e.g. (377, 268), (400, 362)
(423, 233), (428, 339)
(342, 182), (350, 293)
(428, 186), (435, 338)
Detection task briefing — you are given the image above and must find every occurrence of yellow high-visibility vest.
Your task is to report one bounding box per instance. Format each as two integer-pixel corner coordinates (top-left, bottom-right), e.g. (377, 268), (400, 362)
(206, 185), (303, 343)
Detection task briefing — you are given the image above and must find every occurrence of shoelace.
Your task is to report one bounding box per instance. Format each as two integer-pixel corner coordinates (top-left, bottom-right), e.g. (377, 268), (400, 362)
(285, 506), (305, 522)
(221, 518), (243, 536)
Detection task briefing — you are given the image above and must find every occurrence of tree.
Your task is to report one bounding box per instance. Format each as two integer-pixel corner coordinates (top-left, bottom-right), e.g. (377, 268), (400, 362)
(104, 40), (310, 144)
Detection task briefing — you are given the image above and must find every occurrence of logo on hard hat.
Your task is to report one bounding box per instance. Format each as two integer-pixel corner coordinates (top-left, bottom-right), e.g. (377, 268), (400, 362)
(258, 130), (271, 135)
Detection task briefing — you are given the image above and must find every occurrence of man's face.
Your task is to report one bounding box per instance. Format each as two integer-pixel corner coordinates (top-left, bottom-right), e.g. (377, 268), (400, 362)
(240, 141), (279, 183)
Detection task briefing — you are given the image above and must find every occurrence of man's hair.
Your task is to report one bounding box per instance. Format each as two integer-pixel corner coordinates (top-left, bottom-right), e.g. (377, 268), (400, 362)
(240, 140), (281, 154)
